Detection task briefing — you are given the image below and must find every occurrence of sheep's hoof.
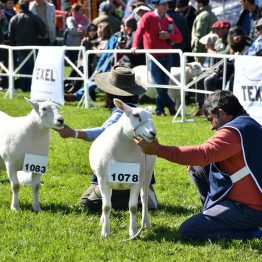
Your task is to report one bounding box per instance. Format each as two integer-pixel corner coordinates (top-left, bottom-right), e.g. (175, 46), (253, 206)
(143, 222), (151, 229)
(32, 206), (41, 213)
(129, 229), (138, 237)
(101, 231), (110, 238)
(11, 205), (21, 212)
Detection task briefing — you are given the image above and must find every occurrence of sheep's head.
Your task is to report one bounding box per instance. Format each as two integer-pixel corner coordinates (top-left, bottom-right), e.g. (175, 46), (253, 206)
(186, 62), (203, 78)
(114, 98), (156, 142)
(25, 98), (64, 129)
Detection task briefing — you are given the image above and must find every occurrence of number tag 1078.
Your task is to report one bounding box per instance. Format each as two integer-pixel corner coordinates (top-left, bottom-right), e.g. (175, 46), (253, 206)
(108, 162), (140, 184)
(22, 154), (48, 174)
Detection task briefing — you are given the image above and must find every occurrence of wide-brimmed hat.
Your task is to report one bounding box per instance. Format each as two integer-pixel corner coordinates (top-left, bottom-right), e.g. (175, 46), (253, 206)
(95, 65), (146, 96)
(256, 18), (262, 29)
(199, 32), (218, 45)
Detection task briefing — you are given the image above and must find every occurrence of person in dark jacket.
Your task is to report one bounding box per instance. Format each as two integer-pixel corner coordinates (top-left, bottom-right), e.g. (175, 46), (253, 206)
(8, 0), (46, 92)
(236, 0), (259, 36)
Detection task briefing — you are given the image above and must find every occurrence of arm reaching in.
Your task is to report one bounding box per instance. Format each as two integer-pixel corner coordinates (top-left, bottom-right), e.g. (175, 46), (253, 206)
(133, 136), (159, 155)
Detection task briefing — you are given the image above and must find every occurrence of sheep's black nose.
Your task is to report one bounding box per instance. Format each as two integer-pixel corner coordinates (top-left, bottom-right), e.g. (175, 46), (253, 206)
(150, 131), (156, 139)
(57, 118), (64, 125)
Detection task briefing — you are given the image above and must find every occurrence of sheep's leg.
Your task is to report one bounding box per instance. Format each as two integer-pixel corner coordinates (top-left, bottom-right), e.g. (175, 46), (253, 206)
(6, 162), (21, 211)
(100, 184), (112, 238)
(32, 173), (41, 212)
(140, 184), (151, 229)
(128, 187), (140, 237)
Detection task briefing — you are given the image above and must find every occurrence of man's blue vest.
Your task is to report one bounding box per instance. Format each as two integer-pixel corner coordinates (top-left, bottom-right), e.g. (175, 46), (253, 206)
(204, 115), (262, 210)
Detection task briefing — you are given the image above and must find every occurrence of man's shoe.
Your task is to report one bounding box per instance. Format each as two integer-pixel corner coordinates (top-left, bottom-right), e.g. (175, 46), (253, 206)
(64, 93), (76, 102)
(148, 185), (158, 210)
(155, 110), (166, 116)
(193, 108), (204, 117)
(167, 106), (177, 116)
(79, 184), (97, 207)
(252, 227), (262, 238)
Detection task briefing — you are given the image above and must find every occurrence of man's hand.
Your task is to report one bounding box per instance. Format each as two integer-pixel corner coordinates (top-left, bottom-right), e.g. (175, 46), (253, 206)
(53, 124), (75, 138)
(158, 31), (170, 40)
(131, 47), (137, 54)
(133, 136), (159, 155)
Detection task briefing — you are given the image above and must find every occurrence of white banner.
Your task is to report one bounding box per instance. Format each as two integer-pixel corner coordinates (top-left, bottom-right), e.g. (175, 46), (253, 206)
(31, 47), (64, 104)
(233, 56), (262, 125)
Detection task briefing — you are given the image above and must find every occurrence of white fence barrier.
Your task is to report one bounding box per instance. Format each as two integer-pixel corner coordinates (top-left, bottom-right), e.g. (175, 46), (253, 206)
(0, 45), (240, 122)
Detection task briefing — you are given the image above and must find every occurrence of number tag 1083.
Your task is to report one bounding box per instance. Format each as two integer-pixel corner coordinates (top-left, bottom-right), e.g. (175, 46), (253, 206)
(108, 162), (140, 184)
(22, 154), (48, 174)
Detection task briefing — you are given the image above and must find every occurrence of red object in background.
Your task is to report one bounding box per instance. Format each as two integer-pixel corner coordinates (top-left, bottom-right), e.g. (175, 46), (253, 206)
(55, 9), (69, 30)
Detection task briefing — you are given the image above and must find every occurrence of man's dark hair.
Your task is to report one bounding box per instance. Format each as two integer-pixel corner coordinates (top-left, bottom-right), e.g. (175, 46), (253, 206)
(19, 0), (29, 11)
(203, 90), (245, 117)
(104, 93), (139, 108)
(246, 0), (255, 5)
(125, 18), (137, 31)
(195, 0), (209, 6)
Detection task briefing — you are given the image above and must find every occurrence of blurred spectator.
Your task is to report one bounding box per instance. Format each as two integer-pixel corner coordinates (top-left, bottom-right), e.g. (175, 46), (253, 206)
(65, 3), (89, 64)
(191, 0), (217, 64)
(3, 0), (16, 22)
(92, 1), (121, 34)
(250, 6), (262, 41)
(2, 0), (16, 43)
(95, 21), (112, 51)
(168, 0), (191, 66)
(79, 23), (99, 75)
(64, 23), (99, 93)
(236, 0), (259, 36)
(226, 26), (252, 91)
(211, 19), (231, 54)
(131, 5), (151, 22)
(202, 20), (232, 99)
(191, 0), (217, 116)
(0, 2), (7, 90)
(199, 32), (218, 52)
(29, 0), (56, 45)
(117, 17), (146, 68)
(132, 0), (183, 116)
(65, 18), (145, 102)
(247, 17), (262, 55)
(175, 0), (196, 39)
(124, 0), (147, 19)
(228, 26), (251, 55)
(64, 22), (113, 102)
(8, 0), (46, 92)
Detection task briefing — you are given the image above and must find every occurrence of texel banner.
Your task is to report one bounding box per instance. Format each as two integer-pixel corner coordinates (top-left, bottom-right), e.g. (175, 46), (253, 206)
(31, 47), (64, 105)
(233, 56), (262, 125)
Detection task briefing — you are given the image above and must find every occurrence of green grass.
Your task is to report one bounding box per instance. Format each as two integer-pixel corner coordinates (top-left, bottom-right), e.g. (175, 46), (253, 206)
(0, 91), (261, 262)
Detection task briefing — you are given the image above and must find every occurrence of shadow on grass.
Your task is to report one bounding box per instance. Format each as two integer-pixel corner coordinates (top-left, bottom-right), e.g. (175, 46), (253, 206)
(0, 178), (10, 184)
(20, 202), (85, 215)
(142, 225), (262, 252)
(158, 203), (197, 216)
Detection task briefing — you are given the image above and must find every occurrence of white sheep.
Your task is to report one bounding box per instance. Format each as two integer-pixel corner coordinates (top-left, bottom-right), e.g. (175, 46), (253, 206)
(168, 62), (204, 109)
(89, 98), (156, 239)
(0, 98), (64, 212)
(133, 62), (204, 108)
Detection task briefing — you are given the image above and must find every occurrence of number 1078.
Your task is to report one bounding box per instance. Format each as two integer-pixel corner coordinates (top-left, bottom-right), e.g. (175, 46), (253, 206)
(111, 173), (139, 183)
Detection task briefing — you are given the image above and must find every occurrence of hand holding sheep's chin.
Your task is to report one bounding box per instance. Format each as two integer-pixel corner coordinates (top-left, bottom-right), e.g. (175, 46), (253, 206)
(53, 124), (75, 138)
(133, 136), (159, 155)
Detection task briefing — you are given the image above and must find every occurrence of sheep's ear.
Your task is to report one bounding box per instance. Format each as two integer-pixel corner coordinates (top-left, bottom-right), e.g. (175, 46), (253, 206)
(25, 97), (39, 110)
(186, 63), (193, 69)
(113, 98), (132, 115)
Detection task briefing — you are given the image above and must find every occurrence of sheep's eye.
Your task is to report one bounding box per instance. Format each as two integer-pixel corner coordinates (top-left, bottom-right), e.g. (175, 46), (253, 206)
(133, 113), (141, 121)
(42, 108), (47, 111)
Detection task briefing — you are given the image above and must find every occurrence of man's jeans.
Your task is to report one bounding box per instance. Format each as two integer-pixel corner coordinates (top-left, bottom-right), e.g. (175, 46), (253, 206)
(148, 55), (175, 114)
